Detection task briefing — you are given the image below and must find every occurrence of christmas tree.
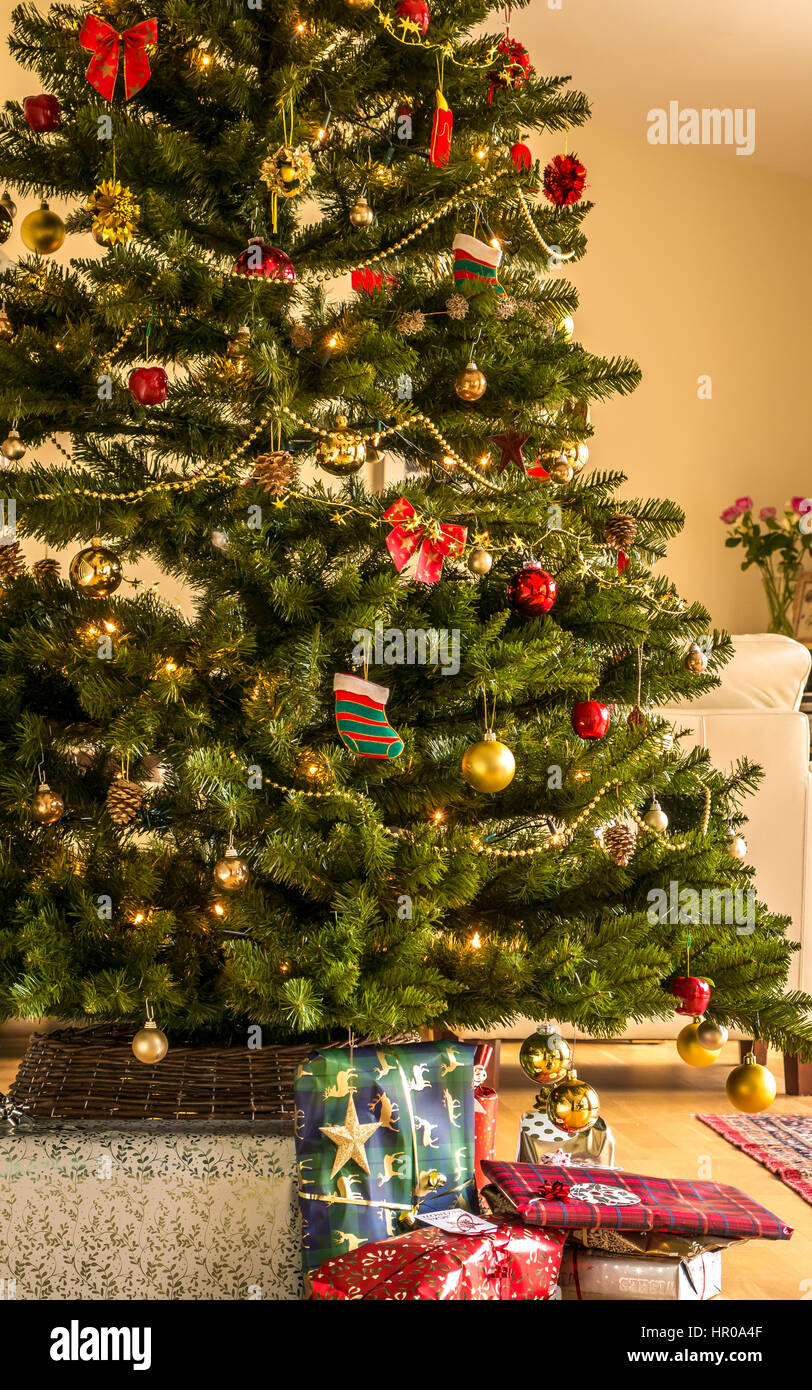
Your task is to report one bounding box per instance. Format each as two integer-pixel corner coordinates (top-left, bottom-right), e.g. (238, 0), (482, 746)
(0, 0), (809, 1060)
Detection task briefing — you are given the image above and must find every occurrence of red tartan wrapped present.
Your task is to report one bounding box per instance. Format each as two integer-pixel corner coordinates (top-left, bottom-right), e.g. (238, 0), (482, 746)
(310, 1214), (565, 1301)
(481, 1161), (793, 1243)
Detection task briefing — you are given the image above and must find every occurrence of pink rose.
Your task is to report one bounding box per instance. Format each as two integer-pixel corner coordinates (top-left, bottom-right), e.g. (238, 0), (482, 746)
(720, 506), (740, 523)
(735, 496), (753, 512)
(791, 496), (812, 514)
(759, 506), (777, 520)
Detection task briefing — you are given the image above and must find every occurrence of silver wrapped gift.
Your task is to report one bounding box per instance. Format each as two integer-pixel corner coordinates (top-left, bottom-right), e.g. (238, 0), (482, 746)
(558, 1246), (722, 1301)
(516, 1109), (616, 1167)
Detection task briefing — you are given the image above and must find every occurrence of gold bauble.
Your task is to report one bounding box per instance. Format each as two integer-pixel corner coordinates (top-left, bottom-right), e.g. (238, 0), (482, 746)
(544, 451), (574, 483)
(226, 326), (251, 359)
(1, 428), (26, 461)
(468, 545), (493, 576)
(345, 0), (374, 8)
(728, 833), (747, 860)
(564, 442), (589, 474)
(213, 846), (250, 892)
(556, 313), (575, 340)
(696, 1019), (729, 1051)
(454, 360), (487, 403)
(21, 201), (66, 255)
(68, 538), (123, 597)
(31, 782), (64, 825)
(0, 308), (13, 341)
(676, 1020), (721, 1067)
(461, 731), (515, 793)
(725, 1052), (776, 1113)
(685, 642), (708, 674)
(132, 1019), (169, 1064)
(546, 1068), (600, 1134)
(519, 1029), (571, 1086)
(315, 413), (367, 477)
(643, 798), (669, 833)
(349, 196), (374, 228)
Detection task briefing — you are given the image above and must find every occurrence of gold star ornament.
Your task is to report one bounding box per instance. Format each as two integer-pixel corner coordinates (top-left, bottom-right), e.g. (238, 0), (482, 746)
(319, 1092), (381, 1178)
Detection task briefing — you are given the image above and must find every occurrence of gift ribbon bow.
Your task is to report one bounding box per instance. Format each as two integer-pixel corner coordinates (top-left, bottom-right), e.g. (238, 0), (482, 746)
(80, 14), (158, 103)
(384, 497), (467, 584)
(0, 1091), (33, 1129)
(533, 1179), (570, 1201)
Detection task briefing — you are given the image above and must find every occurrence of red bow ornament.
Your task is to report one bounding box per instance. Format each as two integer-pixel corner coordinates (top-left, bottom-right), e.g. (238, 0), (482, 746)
(80, 14), (158, 103)
(384, 497), (467, 584)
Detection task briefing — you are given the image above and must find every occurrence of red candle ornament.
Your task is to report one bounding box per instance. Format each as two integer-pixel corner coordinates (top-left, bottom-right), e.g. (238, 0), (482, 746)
(23, 94), (61, 132)
(129, 366), (168, 405)
(507, 561), (557, 616)
(232, 239), (296, 282)
(394, 0), (430, 36)
(669, 976), (712, 1017)
(571, 700), (610, 739)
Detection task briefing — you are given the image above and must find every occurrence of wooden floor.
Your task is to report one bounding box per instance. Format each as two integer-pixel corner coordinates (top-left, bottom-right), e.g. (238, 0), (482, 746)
(2, 1033), (810, 1300)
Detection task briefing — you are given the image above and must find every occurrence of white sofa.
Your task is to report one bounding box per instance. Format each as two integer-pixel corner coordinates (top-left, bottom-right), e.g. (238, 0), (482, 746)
(469, 634), (812, 1051)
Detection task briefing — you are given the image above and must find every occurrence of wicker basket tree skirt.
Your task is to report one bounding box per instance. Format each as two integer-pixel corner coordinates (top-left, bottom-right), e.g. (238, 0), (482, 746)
(0, 1121), (304, 1300)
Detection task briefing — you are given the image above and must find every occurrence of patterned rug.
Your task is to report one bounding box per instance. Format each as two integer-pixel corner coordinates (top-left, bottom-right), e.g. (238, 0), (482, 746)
(697, 1113), (812, 1207)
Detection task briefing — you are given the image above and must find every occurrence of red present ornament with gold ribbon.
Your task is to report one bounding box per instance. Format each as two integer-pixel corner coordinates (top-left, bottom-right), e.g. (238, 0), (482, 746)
(473, 1043), (499, 1189)
(79, 14), (158, 103)
(384, 497), (467, 583)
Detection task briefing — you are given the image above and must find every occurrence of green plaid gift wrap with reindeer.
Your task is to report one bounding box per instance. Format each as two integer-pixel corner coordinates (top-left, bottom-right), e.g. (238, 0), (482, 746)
(294, 1042), (479, 1275)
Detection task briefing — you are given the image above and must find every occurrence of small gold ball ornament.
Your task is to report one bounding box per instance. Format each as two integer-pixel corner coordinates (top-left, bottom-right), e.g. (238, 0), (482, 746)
(454, 360), (487, 403)
(349, 195), (374, 227)
(546, 1067), (600, 1134)
(461, 729), (515, 793)
(213, 845), (250, 892)
(468, 545), (493, 575)
(31, 781), (64, 825)
(132, 1019), (169, 1064)
(1, 428), (26, 461)
(315, 413), (367, 477)
(696, 1019), (729, 1051)
(676, 1019), (721, 1067)
(685, 642), (708, 674)
(725, 1051), (776, 1113)
(546, 451), (574, 484)
(21, 200), (66, 255)
(519, 1029), (571, 1088)
(69, 537), (123, 597)
(728, 832), (747, 860)
(643, 797), (669, 833)
(345, 0), (374, 8)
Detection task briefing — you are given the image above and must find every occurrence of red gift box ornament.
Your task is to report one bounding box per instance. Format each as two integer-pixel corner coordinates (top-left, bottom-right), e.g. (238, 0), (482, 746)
(80, 14), (158, 103)
(669, 975), (712, 1017)
(473, 1043), (498, 1189)
(384, 497), (467, 584)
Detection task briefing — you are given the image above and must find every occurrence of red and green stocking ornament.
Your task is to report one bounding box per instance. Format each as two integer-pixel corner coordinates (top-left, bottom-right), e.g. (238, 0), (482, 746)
(452, 233), (503, 294)
(333, 674), (404, 759)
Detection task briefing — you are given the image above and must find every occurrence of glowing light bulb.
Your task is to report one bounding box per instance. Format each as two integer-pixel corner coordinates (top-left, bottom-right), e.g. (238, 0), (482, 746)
(432, 809), (444, 823)
(164, 659), (177, 673)
(212, 902), (226, 917)
(470, 931), (482, 949)
(316, 128), (327, 142)
(489, 236), (501, 250)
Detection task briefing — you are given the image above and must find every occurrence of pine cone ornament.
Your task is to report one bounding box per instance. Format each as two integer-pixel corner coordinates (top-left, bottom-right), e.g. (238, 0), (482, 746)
(604, 515), (638, 549)
(106, 776), (143, 827)
(603, 819), (637, 866)
(0, 541), (25, 580)
(445, 294), (469, 321)
(32, 556), (61, 581)
(397, 310), (426, 336)
(494, 294), (518, 320)
(289, 323), (313, 350)
(252, 450), (295, 496)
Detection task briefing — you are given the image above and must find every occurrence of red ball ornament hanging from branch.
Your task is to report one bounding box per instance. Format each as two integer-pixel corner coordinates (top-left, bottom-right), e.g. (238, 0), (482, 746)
(232, 238), (296, 282)
(507, 560), (557, 616)
(394, 0), (430, 37)
(571, 700), (610, 739)
(510, 140), (532, 172)
(542, 153), (587, 208)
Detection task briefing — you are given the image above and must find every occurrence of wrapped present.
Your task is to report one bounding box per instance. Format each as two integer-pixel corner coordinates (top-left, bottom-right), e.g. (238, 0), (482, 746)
(294, 1042), (478, 1275)
(473, 1043), (498, 1188)
(559, 1246), (722, 1301)
(481, 1161), (794, 1243)
(311, 1213), (565, 1300)
(516, 1109), (615, 1167)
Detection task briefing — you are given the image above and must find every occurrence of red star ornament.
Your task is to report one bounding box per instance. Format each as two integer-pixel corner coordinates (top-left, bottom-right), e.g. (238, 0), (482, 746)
(490, 427), (530, 476)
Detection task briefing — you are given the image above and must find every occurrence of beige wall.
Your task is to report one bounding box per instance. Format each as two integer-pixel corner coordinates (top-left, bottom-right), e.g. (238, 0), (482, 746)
(2, 1), (810, 630)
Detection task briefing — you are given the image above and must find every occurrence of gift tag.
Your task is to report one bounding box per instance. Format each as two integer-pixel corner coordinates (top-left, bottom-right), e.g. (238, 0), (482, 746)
(566, 1182), (641, 1207)
(417, 1208), (499, 1236)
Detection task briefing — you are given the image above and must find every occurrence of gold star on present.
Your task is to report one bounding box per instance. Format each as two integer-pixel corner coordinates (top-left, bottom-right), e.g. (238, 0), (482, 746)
(319, 1092), (381, 1178)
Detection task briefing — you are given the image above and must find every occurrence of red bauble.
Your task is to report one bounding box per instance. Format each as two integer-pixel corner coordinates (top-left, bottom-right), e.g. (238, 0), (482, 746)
(669, 976), (712, 1017)
(395, 0), (430, 36)
(510, 140), (532, 172)
(507, 561), (557, 616)
(24, 94), (61, 133)
(232, 238), (296, 282)
(488, 38), (532, 99)
(571, 700), (610, 739)
(129, 366), (169, 405)
(542, 153), (587, 208)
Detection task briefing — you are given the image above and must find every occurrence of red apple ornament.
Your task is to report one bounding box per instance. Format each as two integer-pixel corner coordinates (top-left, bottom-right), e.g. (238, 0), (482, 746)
(395, 0), (430, 36)
(24, 94), (61, 132)
(129, 366), (169, 405)
(571, 700), (610, 739)
(507, 560), (557, 616)
(669, 976), (712, 1017)
(232, 238), (296, 282)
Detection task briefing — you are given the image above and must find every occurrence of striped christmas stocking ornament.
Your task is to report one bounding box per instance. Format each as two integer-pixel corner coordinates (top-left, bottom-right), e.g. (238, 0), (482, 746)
(452, 232), (504, 294)
(333, 674), (404, 759)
